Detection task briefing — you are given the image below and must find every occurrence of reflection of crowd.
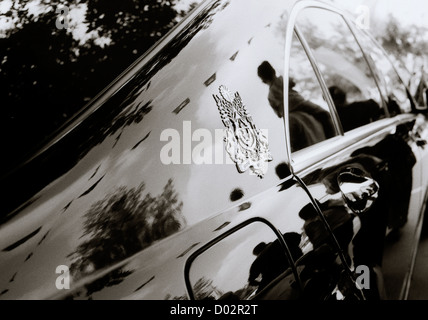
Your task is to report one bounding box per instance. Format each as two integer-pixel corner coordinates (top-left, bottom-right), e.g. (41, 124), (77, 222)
(328, 86), (382, 132)
(257, 60), (390, 151)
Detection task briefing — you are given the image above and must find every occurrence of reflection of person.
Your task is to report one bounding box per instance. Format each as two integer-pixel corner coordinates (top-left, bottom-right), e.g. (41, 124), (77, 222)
(257, 61), (285, 118)
(248, 233), (302, 293)
(298, 201), (355, 254)
(257, 61), (336, 152)
(288, 80), (336, 139)
(328, 86), (381, 132)
(297, 201), (364, 300)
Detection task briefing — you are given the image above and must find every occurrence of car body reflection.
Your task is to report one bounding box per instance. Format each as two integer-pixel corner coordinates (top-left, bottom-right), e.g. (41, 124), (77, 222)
(1, 0), (428, 301)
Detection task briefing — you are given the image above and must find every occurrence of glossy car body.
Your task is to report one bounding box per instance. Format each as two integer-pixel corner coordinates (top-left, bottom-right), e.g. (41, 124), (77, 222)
(1, 0), (428, 300)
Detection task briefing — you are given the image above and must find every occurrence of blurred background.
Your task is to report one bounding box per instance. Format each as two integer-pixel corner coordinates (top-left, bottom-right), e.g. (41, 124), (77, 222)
(0, 0), (427, 172)
(333, 0), (428, 81)
(0, 0), (201, 175)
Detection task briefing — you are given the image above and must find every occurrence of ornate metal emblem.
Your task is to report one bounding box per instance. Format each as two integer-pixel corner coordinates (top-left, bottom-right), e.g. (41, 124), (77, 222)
(213, 85), (272, 178)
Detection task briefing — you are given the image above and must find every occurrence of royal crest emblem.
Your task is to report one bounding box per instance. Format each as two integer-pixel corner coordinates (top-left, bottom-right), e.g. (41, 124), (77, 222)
(213, 85), (272, 178)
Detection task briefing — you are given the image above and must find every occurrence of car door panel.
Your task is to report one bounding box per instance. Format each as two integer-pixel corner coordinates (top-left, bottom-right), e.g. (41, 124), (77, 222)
(181, 175), (367, 301)
(293, 115), (422, 299)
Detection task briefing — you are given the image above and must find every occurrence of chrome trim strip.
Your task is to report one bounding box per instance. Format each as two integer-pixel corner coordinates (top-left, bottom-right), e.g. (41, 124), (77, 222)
(355, 25), (419, 110)
(293, 25), (344, 135)
(292, 114), (416, 175)
(284, 0), (355, 172)
(342, 16), (391, 118)
(282, 1), (298, 174)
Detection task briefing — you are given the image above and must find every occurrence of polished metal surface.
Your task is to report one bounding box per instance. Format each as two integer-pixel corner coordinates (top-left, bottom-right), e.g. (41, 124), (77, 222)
(1, 0), (428, 301)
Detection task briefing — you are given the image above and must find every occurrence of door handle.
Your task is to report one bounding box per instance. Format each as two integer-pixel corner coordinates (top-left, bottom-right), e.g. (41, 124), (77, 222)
(337, 167), (380, 214)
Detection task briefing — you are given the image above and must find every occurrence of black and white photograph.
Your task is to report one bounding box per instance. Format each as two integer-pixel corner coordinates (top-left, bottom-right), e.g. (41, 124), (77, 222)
(1, 0), (428, 308)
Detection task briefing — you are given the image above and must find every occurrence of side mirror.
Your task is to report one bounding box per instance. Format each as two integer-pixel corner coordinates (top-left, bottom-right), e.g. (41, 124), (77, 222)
(337, 167), (379, 214)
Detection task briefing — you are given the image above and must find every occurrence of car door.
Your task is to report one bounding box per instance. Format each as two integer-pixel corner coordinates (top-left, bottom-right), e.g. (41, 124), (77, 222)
(287, 4), (426, 300)
(175, 0), (364, 301)
(346, 16), (428, 299)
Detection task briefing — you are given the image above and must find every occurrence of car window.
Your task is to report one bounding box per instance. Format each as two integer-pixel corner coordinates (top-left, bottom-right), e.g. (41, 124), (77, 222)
(287, 33), (338, 153)
(349, 26), (413, 115)
(295, 8), (386, 133)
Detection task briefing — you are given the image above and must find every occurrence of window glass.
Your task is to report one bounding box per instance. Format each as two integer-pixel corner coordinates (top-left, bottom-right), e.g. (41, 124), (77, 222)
(350, 27), (412, 114)
(287, 33), (338, 153)
(296, 8), (385, 132)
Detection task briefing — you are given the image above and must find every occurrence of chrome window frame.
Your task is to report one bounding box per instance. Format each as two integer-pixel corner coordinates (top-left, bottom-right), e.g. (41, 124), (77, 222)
(342, 14), (392, 118)
(283, 0), (401, 174)
(345, 17), (419, 112)
(293, 25), (344, 135)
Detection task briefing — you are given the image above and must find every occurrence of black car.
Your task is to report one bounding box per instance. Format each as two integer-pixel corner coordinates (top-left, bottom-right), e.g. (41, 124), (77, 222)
(1, 0), (428, 301)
